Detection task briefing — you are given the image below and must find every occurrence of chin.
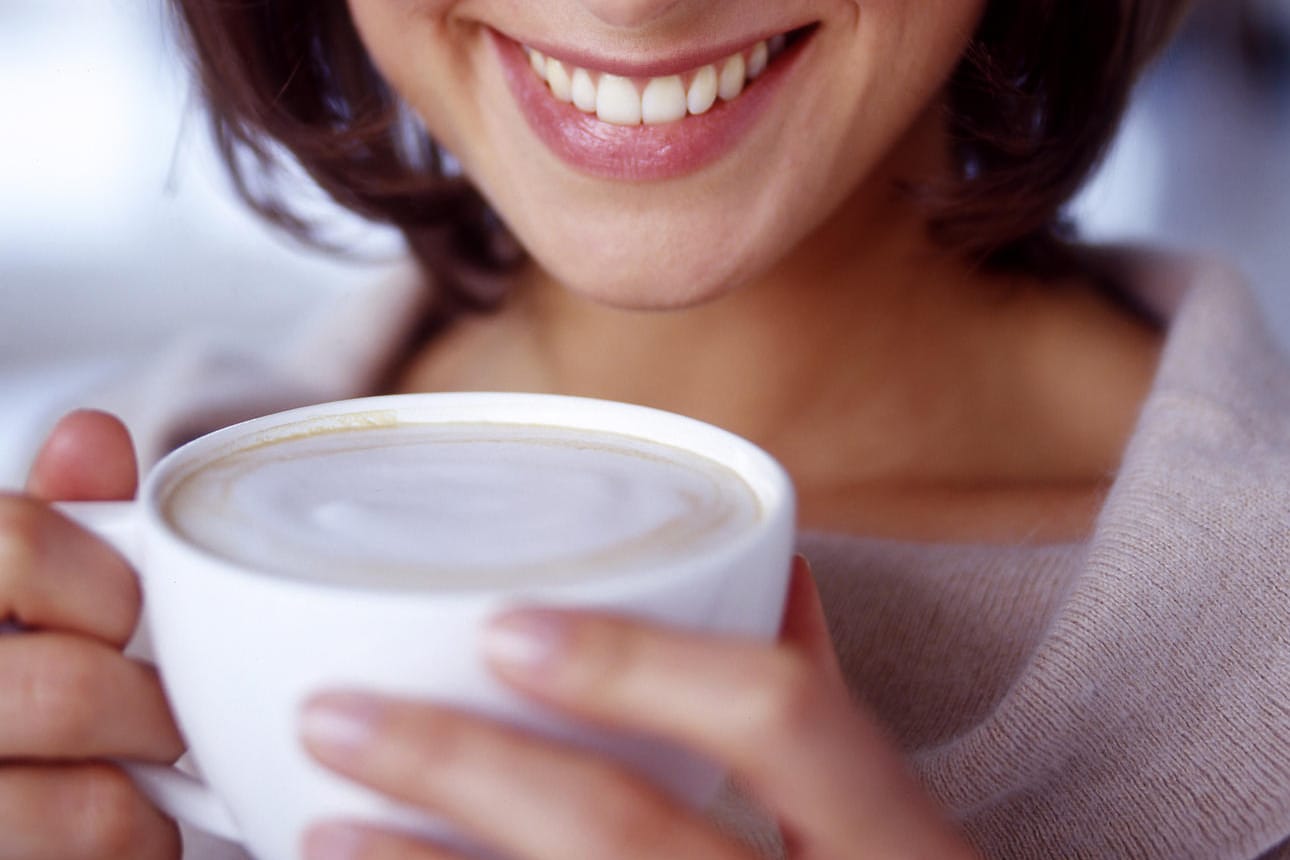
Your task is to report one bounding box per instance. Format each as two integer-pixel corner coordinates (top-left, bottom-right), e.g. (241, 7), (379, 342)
(499, 189), (784, 311)
(526, 234), (763, 311)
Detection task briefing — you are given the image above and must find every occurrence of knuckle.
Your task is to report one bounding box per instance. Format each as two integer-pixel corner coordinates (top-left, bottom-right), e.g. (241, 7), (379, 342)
(567, 617), (635, 694)
(743, 650), (824, 745)
(419, 713), (471, 770)
(587, 773), (677, 855)
(397, 708), (478, 787)
(73, 764), (158, 858)
(16, 642), (105, 752)
(0, 496), (44, 599)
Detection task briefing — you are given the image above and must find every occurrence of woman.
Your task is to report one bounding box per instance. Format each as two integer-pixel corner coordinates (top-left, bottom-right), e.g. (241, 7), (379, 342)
(4, 0), (1289, 858)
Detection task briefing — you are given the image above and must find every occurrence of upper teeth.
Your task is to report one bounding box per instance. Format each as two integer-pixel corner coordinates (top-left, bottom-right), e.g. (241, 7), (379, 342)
(524, 37), (789, 127)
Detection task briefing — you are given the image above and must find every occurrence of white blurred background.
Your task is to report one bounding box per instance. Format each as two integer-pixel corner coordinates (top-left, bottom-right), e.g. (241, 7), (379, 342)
(0, 0), (402, 483)
(2, 0), (1289, 488)
(1, 0), (401, 359)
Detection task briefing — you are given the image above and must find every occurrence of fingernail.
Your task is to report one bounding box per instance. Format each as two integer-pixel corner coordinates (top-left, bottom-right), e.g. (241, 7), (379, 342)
(303, 821), (370, 860)
(300, 694), (384, 755)
(482, 610), (571, 673)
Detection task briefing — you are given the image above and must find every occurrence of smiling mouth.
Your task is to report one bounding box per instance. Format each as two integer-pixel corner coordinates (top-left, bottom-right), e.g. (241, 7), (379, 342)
(492, 24), (817, 181)
(521, 27), (816, 127)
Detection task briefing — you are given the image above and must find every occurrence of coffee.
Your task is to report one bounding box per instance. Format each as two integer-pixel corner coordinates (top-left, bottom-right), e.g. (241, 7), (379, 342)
(163, 420), (762, 590)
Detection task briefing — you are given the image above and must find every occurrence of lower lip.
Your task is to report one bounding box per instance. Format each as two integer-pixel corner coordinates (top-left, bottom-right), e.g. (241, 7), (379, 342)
(492, 30), (813, 182)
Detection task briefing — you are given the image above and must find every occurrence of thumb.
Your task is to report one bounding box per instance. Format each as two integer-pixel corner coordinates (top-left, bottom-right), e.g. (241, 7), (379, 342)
(25, 410), (138, 502)
(778, 555), (844, 683)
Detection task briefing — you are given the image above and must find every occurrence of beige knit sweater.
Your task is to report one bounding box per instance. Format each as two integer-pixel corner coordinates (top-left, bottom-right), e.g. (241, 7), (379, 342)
(61, 250), (1290, 859)
(718, 251), (1290, 858)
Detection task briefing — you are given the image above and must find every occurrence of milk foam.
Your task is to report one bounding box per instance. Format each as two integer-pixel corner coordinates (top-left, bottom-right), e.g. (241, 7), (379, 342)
(163, 422), (761, 590)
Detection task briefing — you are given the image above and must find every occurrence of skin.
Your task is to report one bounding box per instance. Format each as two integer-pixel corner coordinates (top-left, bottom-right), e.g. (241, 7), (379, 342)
(381, 0), (1163, 541)
(0, 411), (183, 859)
(352, 0), (985, 308)
(0, 0), (1164, 857)
(300, 560), (975, 860)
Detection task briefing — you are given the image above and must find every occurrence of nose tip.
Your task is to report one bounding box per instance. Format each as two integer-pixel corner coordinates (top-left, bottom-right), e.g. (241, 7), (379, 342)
(575, 0), (687, 29)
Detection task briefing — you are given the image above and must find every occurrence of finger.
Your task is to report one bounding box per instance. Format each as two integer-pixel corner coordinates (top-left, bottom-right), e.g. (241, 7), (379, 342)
(301, 694), (750, 860)
(0, 763), (180, 860)
(0, 495), (140, 645)
(777, 557), (844, 682)
(304, 822), (458, 860)
(26, 410), (137, 503)
(0, 632), (184, 762)
(480, 566), (965, 853)
(482, 556), (854, 771)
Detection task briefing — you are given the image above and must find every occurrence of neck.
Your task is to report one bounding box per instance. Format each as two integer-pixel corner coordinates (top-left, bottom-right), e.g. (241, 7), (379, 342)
(398, 132), (1162, 541)
(437, 204), (1060, 448)
(517, 193), (987, 447)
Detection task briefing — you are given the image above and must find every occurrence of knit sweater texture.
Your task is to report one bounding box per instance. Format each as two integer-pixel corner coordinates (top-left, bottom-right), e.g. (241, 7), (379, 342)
(716, 251), (1290, 858)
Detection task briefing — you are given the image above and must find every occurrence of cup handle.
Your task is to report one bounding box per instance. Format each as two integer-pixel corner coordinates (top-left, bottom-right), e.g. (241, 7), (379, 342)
(55, 501), (244, 843)
(116, 761), (242, 842)
(55, 500), (141, 568)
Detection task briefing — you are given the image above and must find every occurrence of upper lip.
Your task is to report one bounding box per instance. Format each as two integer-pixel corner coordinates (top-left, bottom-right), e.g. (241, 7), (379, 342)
(495, 24), (812, 79)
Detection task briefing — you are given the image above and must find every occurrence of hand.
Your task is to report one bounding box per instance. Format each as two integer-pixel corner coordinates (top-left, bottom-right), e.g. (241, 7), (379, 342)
(0, 411), (185, 860)
(300, 559), (977, 860)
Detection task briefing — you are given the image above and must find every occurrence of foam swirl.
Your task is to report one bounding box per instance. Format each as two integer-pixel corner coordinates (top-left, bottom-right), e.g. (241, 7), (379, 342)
(164, 423), (760, 590)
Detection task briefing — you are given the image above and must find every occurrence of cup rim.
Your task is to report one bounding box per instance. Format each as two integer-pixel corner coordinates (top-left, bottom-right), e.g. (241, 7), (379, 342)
(137, 392), (796, 600)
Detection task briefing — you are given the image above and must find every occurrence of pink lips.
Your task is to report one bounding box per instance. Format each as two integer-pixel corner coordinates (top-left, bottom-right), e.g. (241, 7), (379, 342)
(491, 29), (813, 182)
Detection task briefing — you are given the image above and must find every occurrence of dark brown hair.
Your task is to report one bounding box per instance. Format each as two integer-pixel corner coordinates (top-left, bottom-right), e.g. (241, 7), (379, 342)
(167, 1), (1191, 306)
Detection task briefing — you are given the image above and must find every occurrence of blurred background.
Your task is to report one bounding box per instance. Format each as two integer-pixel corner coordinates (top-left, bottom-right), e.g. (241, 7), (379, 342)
(2, 0), (1289, 488)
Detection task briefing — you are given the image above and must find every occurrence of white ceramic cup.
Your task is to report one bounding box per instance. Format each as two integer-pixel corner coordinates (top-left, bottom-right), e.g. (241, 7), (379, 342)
(63, 393), (796, 860)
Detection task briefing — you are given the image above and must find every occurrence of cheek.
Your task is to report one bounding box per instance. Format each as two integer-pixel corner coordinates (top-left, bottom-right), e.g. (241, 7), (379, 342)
(344, 0), (468, 96)
(345, 1), (479, 154)
(883, 0), (985, 82)
(346, 0), (457, 32)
